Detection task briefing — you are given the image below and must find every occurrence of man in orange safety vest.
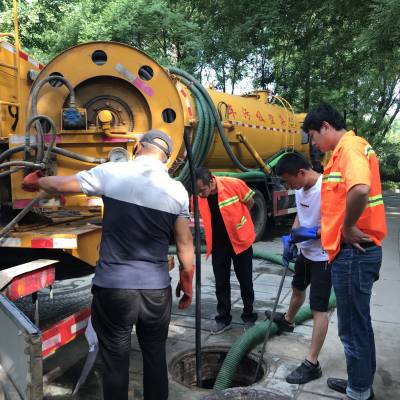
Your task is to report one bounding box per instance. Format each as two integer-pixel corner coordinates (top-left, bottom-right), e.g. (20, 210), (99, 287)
(303, 104), (386, 400)
(194, 167), (258, 334)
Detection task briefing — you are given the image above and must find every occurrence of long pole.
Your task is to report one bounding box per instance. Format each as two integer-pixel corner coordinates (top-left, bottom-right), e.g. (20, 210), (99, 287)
(183, 127), (202, 387)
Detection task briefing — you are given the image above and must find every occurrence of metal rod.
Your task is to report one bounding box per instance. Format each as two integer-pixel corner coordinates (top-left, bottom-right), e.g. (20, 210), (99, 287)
(253, 263), (289, 382)
(183, 126), (202, 387)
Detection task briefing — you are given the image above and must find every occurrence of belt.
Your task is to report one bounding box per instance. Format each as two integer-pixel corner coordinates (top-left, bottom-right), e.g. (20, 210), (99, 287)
(341, 242), (376, 250)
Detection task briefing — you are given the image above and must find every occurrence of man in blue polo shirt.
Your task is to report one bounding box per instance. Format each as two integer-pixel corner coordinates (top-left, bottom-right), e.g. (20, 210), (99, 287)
(24, 130), (194, 400)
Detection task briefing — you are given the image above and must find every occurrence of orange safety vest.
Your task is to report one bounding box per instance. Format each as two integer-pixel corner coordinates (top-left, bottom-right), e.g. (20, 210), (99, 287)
(321, 130), (387, 262)
(194, 176), (256, 259)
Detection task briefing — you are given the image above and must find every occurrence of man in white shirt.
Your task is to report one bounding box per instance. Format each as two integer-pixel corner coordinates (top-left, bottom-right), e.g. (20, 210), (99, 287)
(265, 152), (331, 385)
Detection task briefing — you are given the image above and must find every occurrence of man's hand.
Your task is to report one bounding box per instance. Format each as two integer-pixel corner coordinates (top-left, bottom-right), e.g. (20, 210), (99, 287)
(21, 170), (45, 192)
(282, 235), (298, 267)
(290, 226), (319, 243)
(175, 264), (195, 309)
(341, 225), (373, 252)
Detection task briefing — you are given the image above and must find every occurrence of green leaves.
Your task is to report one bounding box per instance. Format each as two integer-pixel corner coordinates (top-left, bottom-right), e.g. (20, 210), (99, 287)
(1, 0), (399, 143)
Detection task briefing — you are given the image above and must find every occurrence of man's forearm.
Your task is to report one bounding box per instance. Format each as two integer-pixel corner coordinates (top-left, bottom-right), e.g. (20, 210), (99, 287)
(343, 184), (370, 227)
(176, 241), (194, 271)
(39, 175), (82, 194)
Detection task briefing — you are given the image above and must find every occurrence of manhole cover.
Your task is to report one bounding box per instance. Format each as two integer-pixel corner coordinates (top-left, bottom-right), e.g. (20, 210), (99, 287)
(169, 346), (268, 390)
(202, 388), (291, 399)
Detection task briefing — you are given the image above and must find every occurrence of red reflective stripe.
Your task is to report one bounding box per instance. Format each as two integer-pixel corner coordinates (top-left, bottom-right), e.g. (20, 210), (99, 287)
(18, 50), (28, 62)
(6, 266), (55, 301)
(31, 238), (53, 248)
(42, 308), (91, 358)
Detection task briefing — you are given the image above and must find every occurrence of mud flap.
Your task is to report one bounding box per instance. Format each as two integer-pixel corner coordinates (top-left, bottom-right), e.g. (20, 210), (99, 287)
(0, 295), (43, 400)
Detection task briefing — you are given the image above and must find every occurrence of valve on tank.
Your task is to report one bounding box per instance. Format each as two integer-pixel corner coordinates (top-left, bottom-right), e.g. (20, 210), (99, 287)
(62, 107), (87, 130)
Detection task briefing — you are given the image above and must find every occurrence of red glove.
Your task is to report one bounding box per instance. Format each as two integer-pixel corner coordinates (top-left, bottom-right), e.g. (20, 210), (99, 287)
(175, 265), (195, 309)
(21, 170), (45, 192)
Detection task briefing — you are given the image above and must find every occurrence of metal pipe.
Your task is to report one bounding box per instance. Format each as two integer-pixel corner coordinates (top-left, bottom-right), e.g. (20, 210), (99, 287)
(13, 0), (21, 108)
(0, 192), (47, 239)
(183, 126), (203, 387)
(236, 133), (271, 174)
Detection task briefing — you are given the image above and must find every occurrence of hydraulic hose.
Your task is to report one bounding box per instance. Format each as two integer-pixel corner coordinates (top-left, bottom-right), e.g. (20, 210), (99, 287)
(0, 192), (48, 240)
(29, 75), (76, 163)
(0, 167), (23, 178)
(0, 161), (43, 170)
(24, 115), (58, 166)
(0, 145), (106, 165)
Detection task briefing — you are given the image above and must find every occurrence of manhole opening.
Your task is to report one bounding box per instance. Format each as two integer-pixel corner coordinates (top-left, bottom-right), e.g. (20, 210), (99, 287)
(169, 346), (268, 390)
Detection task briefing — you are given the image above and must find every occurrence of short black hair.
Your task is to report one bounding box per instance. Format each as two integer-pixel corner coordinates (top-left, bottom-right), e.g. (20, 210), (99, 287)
(275, 153), (312, 176)
(195, 167), (213, 185)
(302, 104), (346, 133)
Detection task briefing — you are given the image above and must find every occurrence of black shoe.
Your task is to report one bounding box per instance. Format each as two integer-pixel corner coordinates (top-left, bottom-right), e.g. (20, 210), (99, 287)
(210, 321), (232, 335)
(243, 321), (255, 331)
(327, 378), (375, 399)
(264, 311), (294, 332)
(286, 360), (322, 384)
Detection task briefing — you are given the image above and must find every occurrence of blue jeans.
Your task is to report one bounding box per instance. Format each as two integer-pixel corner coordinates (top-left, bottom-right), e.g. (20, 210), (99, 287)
(332, 245), (382, 400)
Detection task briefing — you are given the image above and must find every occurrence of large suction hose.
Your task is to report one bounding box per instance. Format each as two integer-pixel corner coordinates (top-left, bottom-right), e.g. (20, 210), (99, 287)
(213, 291), (336, 390)
(167, 244), (333, 391)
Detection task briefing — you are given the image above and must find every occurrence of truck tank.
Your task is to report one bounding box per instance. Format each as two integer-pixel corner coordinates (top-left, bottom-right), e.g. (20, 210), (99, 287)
(3, 42), (313, 231)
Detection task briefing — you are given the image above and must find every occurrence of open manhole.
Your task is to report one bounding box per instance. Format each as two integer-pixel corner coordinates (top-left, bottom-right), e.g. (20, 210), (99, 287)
(169, 346), (268, 390)
(202, 388), (292, 399)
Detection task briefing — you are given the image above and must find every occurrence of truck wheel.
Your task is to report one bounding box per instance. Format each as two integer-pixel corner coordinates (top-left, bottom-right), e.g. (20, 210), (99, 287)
(250, 189), (267, 241)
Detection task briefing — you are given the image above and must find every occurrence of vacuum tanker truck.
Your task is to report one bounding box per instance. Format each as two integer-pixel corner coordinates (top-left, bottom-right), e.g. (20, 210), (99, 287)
(0, 36), (322, 399)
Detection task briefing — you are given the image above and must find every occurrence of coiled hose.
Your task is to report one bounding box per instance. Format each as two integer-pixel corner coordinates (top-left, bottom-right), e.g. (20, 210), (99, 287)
(169, 68), (254, 185)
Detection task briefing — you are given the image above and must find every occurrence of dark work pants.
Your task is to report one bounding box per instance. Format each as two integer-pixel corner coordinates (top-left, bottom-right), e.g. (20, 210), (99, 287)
(91, 285), (172, 400)
(212, 244), (257, 324)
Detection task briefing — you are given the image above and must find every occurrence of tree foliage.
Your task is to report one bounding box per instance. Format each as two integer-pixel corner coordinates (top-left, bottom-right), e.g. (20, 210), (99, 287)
(0, 0), (399, 144)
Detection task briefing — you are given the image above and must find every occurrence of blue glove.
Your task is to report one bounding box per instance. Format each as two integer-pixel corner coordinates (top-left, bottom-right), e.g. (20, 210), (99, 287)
(282, 235), (298, 267)
(290, 226), (319, 243)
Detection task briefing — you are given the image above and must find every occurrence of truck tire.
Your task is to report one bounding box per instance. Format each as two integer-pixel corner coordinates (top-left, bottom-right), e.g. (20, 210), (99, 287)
(250, 189), (267, 241)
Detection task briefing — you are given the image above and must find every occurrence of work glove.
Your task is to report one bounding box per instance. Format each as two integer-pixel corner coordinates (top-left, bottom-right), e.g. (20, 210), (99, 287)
(175, 264), (195, 309)
(21, 170), (45, 192)
(282, 235), (298, 267)
(290, 226), (319, 243)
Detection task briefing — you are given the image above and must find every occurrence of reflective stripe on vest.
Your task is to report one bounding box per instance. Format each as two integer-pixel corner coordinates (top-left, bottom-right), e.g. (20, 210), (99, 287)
(218, 195), (239, 208)
(367, 194), (383, 208)
(236, 216), (247, 229)
(243, 189), (255, 202)
(323, 172), (343, 183)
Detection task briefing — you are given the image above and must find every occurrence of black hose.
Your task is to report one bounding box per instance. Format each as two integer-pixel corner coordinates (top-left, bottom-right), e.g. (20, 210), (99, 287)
(0, 167), (23, 178)
(0, 161), (44, 170)
(0, 192), (48, 239)
(25, 115), (58, 165)
(51, 147), (106, 164)
(0, 145), (106, 165)
(29, 75), (76, 163)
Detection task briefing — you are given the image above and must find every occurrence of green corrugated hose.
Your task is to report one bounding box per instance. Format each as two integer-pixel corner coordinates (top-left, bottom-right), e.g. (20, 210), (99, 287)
(213, 290), (336, 390)
(167, 244), (335, 392)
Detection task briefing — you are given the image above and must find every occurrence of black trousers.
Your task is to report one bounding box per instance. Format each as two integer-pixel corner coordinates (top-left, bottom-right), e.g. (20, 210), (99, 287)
(91, 285), (172, 400)
(211, 244), (257, 324)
